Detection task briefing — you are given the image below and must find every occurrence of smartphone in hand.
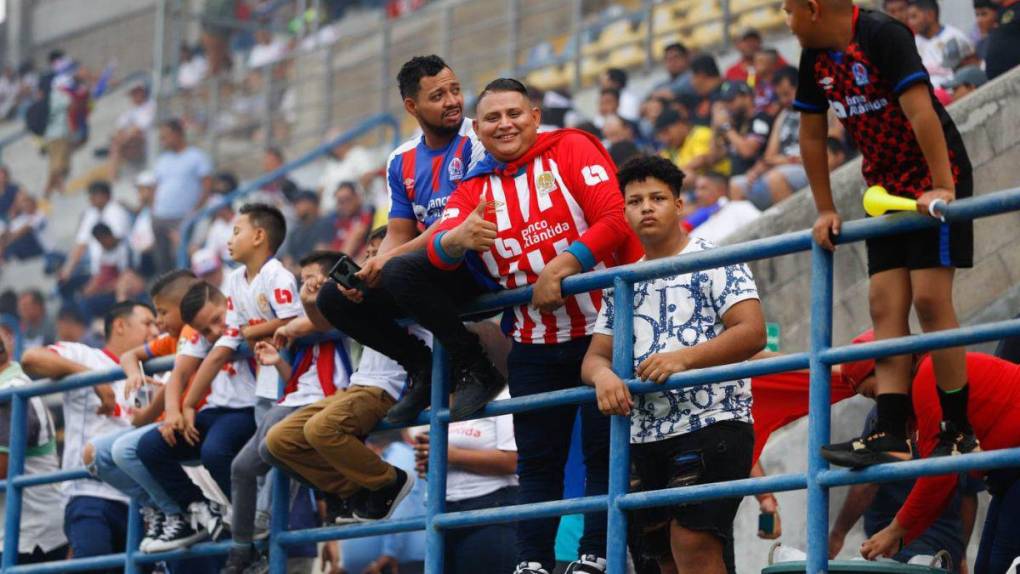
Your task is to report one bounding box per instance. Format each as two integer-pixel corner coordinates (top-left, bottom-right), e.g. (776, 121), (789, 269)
(328, 254), (364, 291)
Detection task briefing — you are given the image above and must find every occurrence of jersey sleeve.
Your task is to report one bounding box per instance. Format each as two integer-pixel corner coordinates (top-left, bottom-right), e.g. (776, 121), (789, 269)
(871, 20), (931, 95)
(386, 150), (415, 221)
(215, 283), (244, 351)
(793, 50), (829, 114)
(269, 267), (303, 319)
(178, 329), (211, 359)
(145, 334), (177, 358)
(494, 413), (518, 452)
(557, 133), (640, 271)
(593, 288), (615, 336)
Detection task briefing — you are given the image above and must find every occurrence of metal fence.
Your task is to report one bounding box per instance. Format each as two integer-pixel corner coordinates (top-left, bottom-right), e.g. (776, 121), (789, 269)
(3, 184), (1020, 573)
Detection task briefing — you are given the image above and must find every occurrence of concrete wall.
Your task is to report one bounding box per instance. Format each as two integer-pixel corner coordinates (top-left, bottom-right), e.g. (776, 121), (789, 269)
(726, 66), (1020, 573)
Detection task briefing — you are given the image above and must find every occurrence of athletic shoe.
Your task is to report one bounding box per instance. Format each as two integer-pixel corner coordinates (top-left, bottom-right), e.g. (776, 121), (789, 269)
(139, 506), (164, 553)
(820, 432), (912, 468)
(383, 362), (431, 425)
(930, 421), (982, 458)
(323, 492), (359, 525)
(145, 513), (208, 553)
(221, 544), (257, 574)
(353, 468), (416, 522)
(565, 555), (607, 573)
(189, 501), (227, 540)
(449, 357), (505, 421)
(513, 563), (550, 574)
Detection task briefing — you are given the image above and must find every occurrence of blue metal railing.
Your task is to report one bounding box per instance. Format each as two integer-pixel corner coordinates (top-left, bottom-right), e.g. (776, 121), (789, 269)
(3, 186), (1020, 573)
(175, 112), (401, 269)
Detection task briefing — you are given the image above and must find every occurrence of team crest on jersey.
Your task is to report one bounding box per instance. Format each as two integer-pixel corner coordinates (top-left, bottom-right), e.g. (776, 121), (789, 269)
(820, 77), (835, 91)
(448, 157), (464, 182)
(852, 63), (870, 86)
(537, 172), (557, 195)
(257, 293), (270, 314)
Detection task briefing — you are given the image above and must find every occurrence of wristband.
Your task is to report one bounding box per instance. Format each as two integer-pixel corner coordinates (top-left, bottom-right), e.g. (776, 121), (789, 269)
(928, 198), (947, 222)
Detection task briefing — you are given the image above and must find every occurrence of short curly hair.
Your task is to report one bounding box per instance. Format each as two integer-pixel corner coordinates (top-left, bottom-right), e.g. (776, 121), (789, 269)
(616, 155), (686, 198)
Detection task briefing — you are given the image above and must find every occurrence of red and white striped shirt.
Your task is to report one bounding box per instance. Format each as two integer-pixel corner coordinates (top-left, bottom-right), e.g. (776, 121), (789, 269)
(429, 129), (642, 344)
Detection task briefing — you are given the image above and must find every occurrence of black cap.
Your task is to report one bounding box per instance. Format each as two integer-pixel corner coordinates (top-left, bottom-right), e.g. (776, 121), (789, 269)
(718, 80), (753, 101)
(654, 109), (687, 132)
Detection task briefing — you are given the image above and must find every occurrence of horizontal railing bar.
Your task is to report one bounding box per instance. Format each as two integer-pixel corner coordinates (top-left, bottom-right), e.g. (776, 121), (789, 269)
(129, 540), (234, 564)
(6, 553), (126, 574)
(0, 356), (177, 402)
(617, 473), (809, 511)
(818, 447), (1020, 488)
(274, 517), (427, 546)
(820, 318), (1020, 366)
(0, 469), (90, 492)
(432, 495), (608, 529)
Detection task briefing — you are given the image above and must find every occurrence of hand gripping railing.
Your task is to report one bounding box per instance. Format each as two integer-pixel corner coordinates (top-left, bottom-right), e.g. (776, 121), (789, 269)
(4, 186), (1020, 573)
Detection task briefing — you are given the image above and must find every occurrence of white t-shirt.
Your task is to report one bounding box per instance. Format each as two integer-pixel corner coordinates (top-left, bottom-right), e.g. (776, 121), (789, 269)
(594, 238), (759, 443)
(6, 211), (52, 252)
(915, 25), (974, 89)
(446, 387), (518, 502)
(178, 57), (208, 90)
(178, 329), (257, 409)
(317, 146), (381, 213)
(218, 259), (304, 399)
(349, 326), (433, 401)
(76, 201), (132, 276)
(279, 341), (352, 407)
(248, 39), (289, 69)
(47, 342), (134, 502)
(689, 199), (762, 244)
(115, 99), (155, 131)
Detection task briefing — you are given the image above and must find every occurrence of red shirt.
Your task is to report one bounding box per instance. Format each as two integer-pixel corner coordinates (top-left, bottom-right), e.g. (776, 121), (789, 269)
(896, 353), (1020, 543)
(428, 129), (643, 344)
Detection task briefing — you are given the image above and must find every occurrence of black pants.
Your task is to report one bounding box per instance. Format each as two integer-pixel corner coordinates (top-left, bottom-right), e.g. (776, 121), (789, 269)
(445, 486), (519, 574)
(0, 544), (68, 566)
(316, 249), (489, 370)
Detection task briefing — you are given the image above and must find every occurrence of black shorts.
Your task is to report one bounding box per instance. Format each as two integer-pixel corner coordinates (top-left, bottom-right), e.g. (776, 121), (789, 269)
(629, 420), (754, 562)
(865, 174), (974, 276)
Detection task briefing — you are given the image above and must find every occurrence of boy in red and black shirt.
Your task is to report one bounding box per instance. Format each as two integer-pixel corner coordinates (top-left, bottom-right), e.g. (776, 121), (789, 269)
(784, 0), (977, 467)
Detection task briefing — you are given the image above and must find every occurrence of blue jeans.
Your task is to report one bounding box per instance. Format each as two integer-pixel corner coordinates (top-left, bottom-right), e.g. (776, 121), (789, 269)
(508, 337), (608, 570)
(89, 424), (182, 515)
(137, 407), (256, 509)
(445, 487), (518, 574)
(64, 496), (128, 574)
(975, 471), (1020, 574)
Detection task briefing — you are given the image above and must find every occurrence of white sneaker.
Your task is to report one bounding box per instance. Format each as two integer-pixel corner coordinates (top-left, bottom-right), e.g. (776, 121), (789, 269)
(565, 555), (607, 573)
(513, 562), (549, 574)
(139, 507), (163, 553)
(145, 513), (208, 553)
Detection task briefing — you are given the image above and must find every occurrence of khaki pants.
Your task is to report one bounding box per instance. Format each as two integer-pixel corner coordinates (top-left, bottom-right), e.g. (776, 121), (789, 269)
(264, 385), (396, 498)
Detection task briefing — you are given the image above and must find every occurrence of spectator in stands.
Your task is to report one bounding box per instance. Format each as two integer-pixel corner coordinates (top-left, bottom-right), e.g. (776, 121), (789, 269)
(59, 181), (132, 300)
(0, 321), (68, 565)
(222, 251), (352, 573)
(826, 136), (849, 172)
(603, 115), (642, 168)
(907, 0), (976, 89)
(685, 55), (725, 126)
(0, 66), (19, 121)
(21, 301), (158, 570)
(985, 0), (1020, 79)
(80, 223), (130, 319)
(126, 171), (157, 281)
(653, 42), (695, 100)
(973, 0), (998, 62)
(257, 147), (299, 205)
(17, 289), (54, 348)
(882, 0), (910, 24)
(713, 80), (773, 178)
(751, 48), (781, 115)
(177, 44), (208, 92)
(328, 182), (374, 259)
(152, 118), (214, 275)
(281, 191), (333, 269)
(688, 173), (762, 245)
(599, 67), (640, 121)
(0, 192), (51, 265)
(946, 65), (988, 102)
(197, 171), (237, 265)
(200, 0), (235, 76)
(43, 68), (75, 199)
(583, 154), (763, 574)
(725, 28), (762, 82)
(0, 166), (20, 220)
(191, 247), (226, 290)
(55, 305), (89, 344)
(247, 26), (288, 70)
(595, 88), (620, 130)
(317, 138), (380, 214)
(656, 107), (729, 181)
(104, 81), (155, 178)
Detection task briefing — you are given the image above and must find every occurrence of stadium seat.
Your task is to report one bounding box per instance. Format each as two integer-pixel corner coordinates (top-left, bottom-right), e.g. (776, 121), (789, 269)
(688, 20), (724, 50)
(729, 0), (777, 14)
(685, 0), (723, 26)
(606, 43), (647, 70)
(526, 64), (570, 90)
(732, 6), (787, 34)
(652, 3), (687, 34)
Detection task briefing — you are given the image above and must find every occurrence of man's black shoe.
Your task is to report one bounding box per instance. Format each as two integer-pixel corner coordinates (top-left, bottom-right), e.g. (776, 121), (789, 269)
(450, 358), (506, 421)
(384, 363), (431, 424)
(353, 468), (416, 522)
(220, 544), (257, 574)
(323, 492), (360, 525)
(821, 432), (912, 468)
(930, 421), (981, 458)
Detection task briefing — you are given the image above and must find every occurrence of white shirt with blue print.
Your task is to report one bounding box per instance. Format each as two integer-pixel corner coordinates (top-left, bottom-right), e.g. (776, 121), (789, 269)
(594, 238), (759, 444)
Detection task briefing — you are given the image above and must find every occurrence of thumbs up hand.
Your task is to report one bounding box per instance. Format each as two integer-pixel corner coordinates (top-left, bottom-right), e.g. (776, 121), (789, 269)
(444, 198), (500, 256)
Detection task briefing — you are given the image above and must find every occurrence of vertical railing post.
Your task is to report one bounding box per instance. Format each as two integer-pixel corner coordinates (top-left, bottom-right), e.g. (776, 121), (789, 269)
(606, 278), (634, 573)
(124, 498), (143, 574)
(2, 395), (28, 569)
(267, 469), (291, 574)
(806, 243), (834, 574)
(721, 0), (732, 50)
(425, 344), (450, 574)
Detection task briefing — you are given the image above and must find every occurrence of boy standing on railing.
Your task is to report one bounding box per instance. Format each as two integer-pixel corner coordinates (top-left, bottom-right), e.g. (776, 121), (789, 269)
(581, 155), (765, 574)
(20, 301), (159, 570)
(785, 0), (977, 466)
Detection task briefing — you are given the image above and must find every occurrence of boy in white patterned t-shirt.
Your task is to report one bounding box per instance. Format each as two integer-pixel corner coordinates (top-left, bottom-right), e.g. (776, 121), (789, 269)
(581, 156), (765, 574)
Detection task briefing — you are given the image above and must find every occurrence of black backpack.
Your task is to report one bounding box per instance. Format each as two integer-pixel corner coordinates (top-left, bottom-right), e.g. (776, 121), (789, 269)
(25, 71), (54, 136)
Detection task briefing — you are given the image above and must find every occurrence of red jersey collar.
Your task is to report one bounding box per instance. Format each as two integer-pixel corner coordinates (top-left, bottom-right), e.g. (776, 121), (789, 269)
(101, 348), (120, 363)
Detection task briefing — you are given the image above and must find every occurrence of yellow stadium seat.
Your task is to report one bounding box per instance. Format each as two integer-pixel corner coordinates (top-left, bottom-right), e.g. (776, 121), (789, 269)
(685, 0), (722, 26)
(653, 4), (687, 34)
(688, 20), (723, 50)
(730, 0), (776, 13)
(607, 42), (647, 70)
(734, 6), (787, 34)
(526, 65), (570, 90)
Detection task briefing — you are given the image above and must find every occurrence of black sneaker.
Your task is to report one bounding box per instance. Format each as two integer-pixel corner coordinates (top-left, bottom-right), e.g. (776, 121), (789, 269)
(384, 362), (432, 424)
(449, 358), (506, 421)
(565, 555), (607, 573)
(513, 563), (550, 574)
(220, 544), (257, 574)
(323, 492), (360, 525)
(353, 468), (416, 522)
(930, 421), (981, 457)
(145, 513), (208, 553)
(139, 507), (164, 553)
(821, 432), (912, 468)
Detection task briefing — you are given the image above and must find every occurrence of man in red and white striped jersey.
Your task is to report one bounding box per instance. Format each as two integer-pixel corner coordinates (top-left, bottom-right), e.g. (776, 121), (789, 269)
(409, 78), (642, 574)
